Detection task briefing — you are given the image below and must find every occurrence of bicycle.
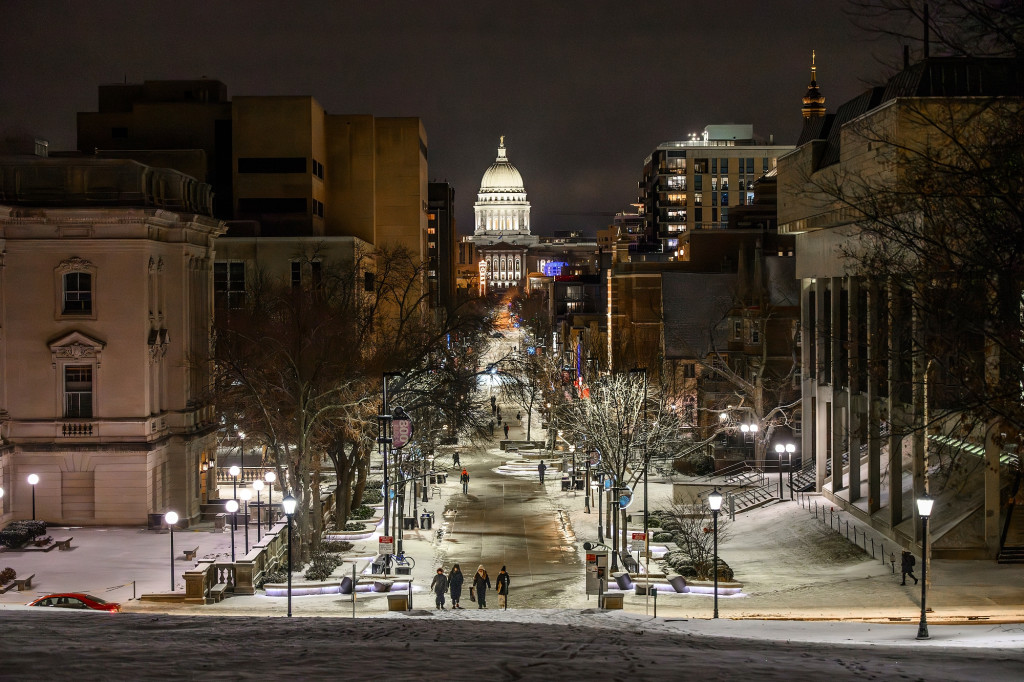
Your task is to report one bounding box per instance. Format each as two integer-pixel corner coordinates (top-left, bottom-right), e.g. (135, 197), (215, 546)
(393, 551), (415, 569)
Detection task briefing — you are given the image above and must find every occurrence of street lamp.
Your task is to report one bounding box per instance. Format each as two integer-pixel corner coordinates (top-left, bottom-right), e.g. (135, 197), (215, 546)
(916, 494), (934, 640)
(264, 471), (276, 530)
(708, 488), (723, 619)
(282, 494), (298, 618)
(164, 511), (179, 591)
(226, 499), (239, 562)
(774, 443), (787, 501)
(252, 479), (264, 541)
(238, 431), (246, 482)
(229, 465), (241, 530)
(27, 474), (39, 520)
(239, 488), (251, 554)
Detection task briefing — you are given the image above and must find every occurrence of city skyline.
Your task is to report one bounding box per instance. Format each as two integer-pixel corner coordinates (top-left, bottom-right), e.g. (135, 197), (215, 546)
(2, 2), (896, 234)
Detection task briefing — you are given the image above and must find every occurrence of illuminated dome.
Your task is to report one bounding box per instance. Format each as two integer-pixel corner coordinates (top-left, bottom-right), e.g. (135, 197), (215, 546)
(472, 136), (535, 246)
(481, 140), (525, 191)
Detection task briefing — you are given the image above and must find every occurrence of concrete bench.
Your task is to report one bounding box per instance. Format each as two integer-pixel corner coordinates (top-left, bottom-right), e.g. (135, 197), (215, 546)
(183, 546), (199, 561)
(15, 573), (36, 591)
(601, 592), (624, 610)
(54, 537), (73, 551)
(210, 583), (229, 602)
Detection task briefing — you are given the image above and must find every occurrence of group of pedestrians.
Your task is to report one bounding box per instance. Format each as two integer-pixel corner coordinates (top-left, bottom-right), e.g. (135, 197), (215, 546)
(430, 564), (511, 610)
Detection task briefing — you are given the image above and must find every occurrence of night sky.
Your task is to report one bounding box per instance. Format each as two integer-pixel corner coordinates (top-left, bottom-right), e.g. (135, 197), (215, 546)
(1, 1), (897, 235)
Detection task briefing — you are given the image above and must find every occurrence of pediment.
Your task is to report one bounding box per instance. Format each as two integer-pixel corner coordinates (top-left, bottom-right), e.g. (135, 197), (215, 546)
(49, 330), (106, 359)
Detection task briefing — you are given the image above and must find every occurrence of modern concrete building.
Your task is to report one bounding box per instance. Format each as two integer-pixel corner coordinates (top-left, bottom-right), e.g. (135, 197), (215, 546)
(778, 56), (1024, 558)
(0, 154), (224, 526)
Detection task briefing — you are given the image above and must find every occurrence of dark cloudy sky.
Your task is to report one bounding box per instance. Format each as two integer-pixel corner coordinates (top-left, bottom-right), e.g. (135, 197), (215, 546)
(1, 1), (899, 235)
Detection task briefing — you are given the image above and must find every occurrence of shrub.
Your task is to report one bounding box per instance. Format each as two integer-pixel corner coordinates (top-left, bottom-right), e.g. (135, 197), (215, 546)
(646, 517), (662, 529)
(259, 569), (287, 588)
(0, 520), (48, 548)
(349, 505), (374, 520)
(652, 531), (674, 543)
(320, 540), (354, 553)
(343, 522), (367, 531)
(304, 551), (343, 582)
(360, 489), (383, 505)
(0, 567), (15, 584)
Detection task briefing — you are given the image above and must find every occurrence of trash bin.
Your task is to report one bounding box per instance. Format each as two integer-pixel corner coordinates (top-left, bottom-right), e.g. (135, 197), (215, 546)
(397, 566), (412, 575)
(601, 593), (624, 610)
(387, 594), (408, 611)
(403, 518), (417, 530)
(420, 513), (432, 530)
(561, 477), (570, 491)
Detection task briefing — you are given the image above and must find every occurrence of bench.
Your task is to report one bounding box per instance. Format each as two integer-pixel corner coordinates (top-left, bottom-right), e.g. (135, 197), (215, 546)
(210, 583), (229, 602)
(183, 546), (199, 561)
(54, 537), (73, 551)
(15, 573), (36, 591)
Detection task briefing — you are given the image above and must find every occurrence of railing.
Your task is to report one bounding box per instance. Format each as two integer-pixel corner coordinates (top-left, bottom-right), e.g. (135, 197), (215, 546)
(795, 491), (913, 573)
(61, 422), (95, 437)
(216, 466), (274, 485)
(184, 521), (289, 603)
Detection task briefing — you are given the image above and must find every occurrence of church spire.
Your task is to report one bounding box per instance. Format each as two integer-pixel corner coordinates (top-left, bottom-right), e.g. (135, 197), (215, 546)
(802, 50), (826, 119)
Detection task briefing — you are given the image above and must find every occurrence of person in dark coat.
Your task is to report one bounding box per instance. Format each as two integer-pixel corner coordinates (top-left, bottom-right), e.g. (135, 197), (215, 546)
(430, 568), (449, 609)
(900, 550), (918, 585)
(448, 563), (465, 609)
(503, 423), (510, 438)
(496, 565), (511, 609)
(473, 565), (491, 609)
(538, 460), (547, 483)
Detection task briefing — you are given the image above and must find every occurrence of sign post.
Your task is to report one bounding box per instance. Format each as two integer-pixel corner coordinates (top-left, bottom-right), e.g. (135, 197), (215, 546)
(632, 531), (647, 593)
(379, 536), (394, 575)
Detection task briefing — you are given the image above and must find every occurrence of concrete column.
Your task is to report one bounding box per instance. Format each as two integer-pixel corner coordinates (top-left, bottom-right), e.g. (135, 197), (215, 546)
(801, 279), (815, 485)
(887, 279), (905, 528)
(847, 276), (862, 503)
(866, 278), (882, 514)
(831, 278), (845, 492)
(815, 279), (829, 491)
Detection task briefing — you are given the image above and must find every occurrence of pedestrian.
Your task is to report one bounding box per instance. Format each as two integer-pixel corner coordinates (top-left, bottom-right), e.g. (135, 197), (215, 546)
(449, 563), (465, 609)
(496, 565), (511, 609)
(453, 451), (460, 468)
(488, 420), (495, 436)
(461, 468), (470, 494)
(900, 550), (918, 585)
(538, 459), (547, 483)
(472, 565), (491, 609)
(430, 568), (449, 610)
(516, 411), (521, 426)
(503, 423), (510, 438)
(496, 406), (502, 420)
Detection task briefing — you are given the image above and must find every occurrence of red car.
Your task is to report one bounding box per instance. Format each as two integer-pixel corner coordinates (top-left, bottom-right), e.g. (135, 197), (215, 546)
(28, 593), (121, 612)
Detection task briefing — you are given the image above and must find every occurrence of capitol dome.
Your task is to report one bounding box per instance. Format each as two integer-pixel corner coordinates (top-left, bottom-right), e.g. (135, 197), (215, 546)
(481, 139), (525, 191)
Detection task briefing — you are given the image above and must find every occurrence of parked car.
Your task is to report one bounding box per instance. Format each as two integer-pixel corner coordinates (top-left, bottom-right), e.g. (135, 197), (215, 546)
(28, 593), (121, 612)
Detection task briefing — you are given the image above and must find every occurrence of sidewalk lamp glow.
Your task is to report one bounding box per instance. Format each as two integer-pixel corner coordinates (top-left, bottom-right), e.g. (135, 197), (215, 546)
(27, 474), (39, 520)
(916, 494), (934, 640)
(226, 499), (239, 562)
(282, 494), (298, 617)
(708, 488), (723, 619)
(164, 511), (179, 591)
(719, 412), (728, 421)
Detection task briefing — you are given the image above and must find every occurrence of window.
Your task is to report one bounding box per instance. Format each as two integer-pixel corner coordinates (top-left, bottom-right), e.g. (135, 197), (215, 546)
(720, 158), (729, 173)
(214, 261), (246, 310)
(693, 158), (709, 174)
(682, 363), (696, 379)
(311, 261), (323, 290)
(64, 366), (93, 418)
(721, 178), (729, 190)
(312, 159), (324, 179)
(763, 157), (770, 173)
(291, 261), (302, 289)
(720, 192), (729, 206)
(733, 320), (742, 340)
(694, 174), (703, 191)
(313, 199), (324, 217)
(749, 320), (761, 344)
(746, 158), (755, 173)
(364, 272), (375, 292)
(693, 193), (702, 206)
(62, 272), (92, 315)
(711, 177), (718, 191)
(720, 207), (728, 225)
(711, 193), (718, 206)
(237, 157), (307, 173)
(711, 158), (718, 174)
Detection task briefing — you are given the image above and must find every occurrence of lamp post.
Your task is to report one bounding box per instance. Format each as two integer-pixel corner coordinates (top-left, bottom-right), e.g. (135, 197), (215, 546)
(282, 494), (298, 617)
(239, 488), (251, 554)
(27, 474), (39, 520)
(229, 465), (240, 530)
(774, 443), (785, 501)
(252, 479), (264, 541)
(264, 471), (276, 530)
(597, 471), (605, 542)
(238, 431), (245, 483)
(708, 488), (723, 619)
(226, 499), (238, 562)
(916, 494), (934, 640)
(786, 444), (795, 499)
(164, 511), (179, 591)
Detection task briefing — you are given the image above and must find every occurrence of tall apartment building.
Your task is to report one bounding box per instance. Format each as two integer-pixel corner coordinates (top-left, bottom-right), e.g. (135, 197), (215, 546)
(427, 182), (457, 311)
(638, 125), (793, 259)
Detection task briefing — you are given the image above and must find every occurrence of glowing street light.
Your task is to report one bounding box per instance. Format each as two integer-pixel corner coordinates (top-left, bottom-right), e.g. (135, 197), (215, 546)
(27, 474), (39, 520)
(264, 471), (277, 530)
(252, 479), (264, 541)
(916, 494), (935, 640)
(226, 499), (239, 562)
(282, 494), (298, 617)
(708, 488), (723, 619)
(164, 511), (179, 591)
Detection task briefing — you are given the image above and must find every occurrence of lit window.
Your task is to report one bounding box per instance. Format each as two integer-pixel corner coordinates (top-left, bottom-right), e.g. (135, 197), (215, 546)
(64, 366), (93, 418)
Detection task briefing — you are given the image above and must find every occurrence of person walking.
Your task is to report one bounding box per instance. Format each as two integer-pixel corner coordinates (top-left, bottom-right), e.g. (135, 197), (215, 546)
(503, 423), (510, 439)
(430, 568), (449, 610)
(496, 565), (511, 609)
(472, 565), (491, 609)
(453, 451), (460, 468)
(489, 420), (495, 436)
(516, 411), (521, 426)
(461, 468), (470, 494)
(449, 563), (465, 609)
(900, 550), (918, 585)
(538, 460), (547, 483)
(496, 406), (502, 421)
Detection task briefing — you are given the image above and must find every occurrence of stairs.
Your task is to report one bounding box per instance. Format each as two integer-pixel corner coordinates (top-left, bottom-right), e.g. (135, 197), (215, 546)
(998, 501), (1024, 564)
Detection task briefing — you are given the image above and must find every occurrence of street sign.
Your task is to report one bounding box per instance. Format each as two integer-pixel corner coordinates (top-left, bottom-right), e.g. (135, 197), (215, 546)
(631, 532), (647, 554)
(588, 450), (600, 466)
(379, 536), (394, 555)
(392, 411), (414, 449)
(619, 486), (633, 509)
(603, 478), (612, 490)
